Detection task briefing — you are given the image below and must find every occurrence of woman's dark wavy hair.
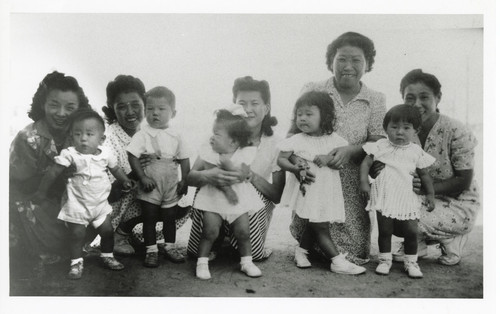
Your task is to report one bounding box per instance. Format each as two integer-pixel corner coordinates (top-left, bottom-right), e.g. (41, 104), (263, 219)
(289, 91), (335, 135)
(28, 71), (90, 122)
(102, 75), (146, 124)
(326, 32), (376, 73)
(383, 104), (422, 131)
(399, 69), (442, 113)
(232, 76), (278, 136)
(214, 109), (252, 148)
(68, 107), (106, 133)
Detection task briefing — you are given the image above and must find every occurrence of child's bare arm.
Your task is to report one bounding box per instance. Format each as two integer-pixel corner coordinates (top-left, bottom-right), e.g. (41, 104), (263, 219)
(177, 158), (190, 196)
(202, 159), (239, 204)
(359, 155), (374, 198)
(278, 151), (302, 177)
(32, 163), (67, 203)
(128, 152), (155, 192)
(416, 167), (435, 211)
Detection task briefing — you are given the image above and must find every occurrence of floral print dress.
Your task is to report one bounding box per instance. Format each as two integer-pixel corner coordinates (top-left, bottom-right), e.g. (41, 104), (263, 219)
(415, 114), (480, 240)
(9, 120), (70, 257)
(289, 77), (387, 264)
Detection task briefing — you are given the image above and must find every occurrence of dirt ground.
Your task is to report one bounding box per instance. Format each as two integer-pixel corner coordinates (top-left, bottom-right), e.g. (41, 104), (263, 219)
(9, 206), (484, 299)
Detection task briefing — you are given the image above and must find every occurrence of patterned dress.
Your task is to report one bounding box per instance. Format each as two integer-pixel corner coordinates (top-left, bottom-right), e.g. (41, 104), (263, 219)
(104, 122), (189, 244)
(9, 119), (70, 257)
(415, 114), (480, 240)
(289, 77), (387, 264)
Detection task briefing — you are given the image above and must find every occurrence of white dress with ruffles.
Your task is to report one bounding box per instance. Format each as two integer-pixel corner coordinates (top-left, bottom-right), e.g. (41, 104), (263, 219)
(193, 143), (265, 222)
(363, 138), (435, 220)
(278, 132), (348, 223)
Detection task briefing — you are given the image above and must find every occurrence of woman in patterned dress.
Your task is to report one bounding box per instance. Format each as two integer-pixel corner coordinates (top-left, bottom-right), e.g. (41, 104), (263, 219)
(289, 32), (387, 265)
(10, 71), (91, 264)
(102, 75), (189, 254)
(187, 76), (285, 261)
(391, 69), (480, 266)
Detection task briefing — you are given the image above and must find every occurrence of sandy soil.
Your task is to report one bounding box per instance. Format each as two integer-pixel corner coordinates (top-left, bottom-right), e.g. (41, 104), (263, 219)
(9, 207), (483, 298)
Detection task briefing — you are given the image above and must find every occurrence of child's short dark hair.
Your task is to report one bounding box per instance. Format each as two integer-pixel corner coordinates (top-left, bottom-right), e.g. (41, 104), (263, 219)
(290, 91), (335, 135)
(145, 86), (176, 110)
(214, 109), (252, 147)
(383, 104), (422, 130)
(68, 108), (106, 133)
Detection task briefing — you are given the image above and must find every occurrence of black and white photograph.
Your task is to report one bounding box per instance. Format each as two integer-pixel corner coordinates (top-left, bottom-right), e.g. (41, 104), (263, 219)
(1, 0), (496, 313)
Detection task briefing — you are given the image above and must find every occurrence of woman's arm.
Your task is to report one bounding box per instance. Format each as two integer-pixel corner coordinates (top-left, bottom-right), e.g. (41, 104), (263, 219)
(249, 169), (285, 204)
(327, 135), (385, 169)
(413, 169), (473, 197)
(32, 163), (66, 203)
(186, 156), (240, 188)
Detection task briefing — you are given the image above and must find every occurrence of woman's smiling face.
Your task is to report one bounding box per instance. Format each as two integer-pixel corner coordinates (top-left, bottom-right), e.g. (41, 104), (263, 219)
(43, 89), (79, 131)
(332, 45), (367, 90)
(235, 90), (270, 131)
(403, 82), (441, 122)
(113, 92), (144, 135)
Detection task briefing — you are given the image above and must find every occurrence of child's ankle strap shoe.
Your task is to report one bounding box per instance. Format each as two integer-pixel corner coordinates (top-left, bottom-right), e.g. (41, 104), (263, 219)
(240, 262), (262, 278)
(375, 253), (392, 275)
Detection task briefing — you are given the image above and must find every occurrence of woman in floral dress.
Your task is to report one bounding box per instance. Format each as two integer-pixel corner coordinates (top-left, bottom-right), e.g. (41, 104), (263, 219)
(391, 69), (479, 266)
(289, 32), (387, 265)
(10, 71), (91, 264)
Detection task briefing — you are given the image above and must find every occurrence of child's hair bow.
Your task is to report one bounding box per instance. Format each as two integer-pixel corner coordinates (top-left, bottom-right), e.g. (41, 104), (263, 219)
(226, 104), (248, 118)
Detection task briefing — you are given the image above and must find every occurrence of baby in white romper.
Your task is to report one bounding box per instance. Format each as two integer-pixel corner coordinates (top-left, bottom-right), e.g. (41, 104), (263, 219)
(33, 108), (133, 280)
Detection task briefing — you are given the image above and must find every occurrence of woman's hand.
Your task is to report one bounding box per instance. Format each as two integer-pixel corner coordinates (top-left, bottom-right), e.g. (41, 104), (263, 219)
(139, 154), (154, 169)
(293, 157), (315, 184)
(327, 145), (356, 169)
(313, 155), (333, 168)
(176, 179), (188, 196)
(202, 167), (242, 188)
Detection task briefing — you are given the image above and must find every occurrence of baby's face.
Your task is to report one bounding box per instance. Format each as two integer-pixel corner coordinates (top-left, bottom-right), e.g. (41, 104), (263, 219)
(385, 120), (417, 146)
(145, 97), (175, 129)
(71, 118), (105, 155)
(210, 122), (236, 154)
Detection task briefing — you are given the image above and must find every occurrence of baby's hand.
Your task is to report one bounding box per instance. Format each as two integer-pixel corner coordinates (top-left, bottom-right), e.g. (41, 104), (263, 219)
(221, 186), (239, 205)
(313, 155), (332, 168)
(140, 176), (156, 193)
(177, 179), (188, 196)
(360, 181), (371, 200)
(122, 180), (135, 192)
(425, 195), (435, 212)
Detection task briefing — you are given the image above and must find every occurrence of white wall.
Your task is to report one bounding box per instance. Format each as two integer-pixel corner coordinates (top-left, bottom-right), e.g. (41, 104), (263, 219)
(8, 14), (484, 184)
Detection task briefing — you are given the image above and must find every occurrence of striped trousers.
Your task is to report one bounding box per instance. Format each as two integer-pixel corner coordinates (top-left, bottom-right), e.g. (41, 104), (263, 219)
(187, 194), (274, 261)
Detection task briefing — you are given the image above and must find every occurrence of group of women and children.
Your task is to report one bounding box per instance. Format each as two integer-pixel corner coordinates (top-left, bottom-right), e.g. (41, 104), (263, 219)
(9, 32), (480, 283)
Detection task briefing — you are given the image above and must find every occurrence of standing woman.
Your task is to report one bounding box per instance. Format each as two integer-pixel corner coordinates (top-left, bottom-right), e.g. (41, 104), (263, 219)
(187, 76), (285, 261)
(102, 75), (189, 255)
(290, 32), (387, 264)
(10, 71), (91, 263)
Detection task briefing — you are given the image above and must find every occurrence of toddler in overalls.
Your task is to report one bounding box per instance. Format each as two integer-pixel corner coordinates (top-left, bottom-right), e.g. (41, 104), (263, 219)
(127, 86), (190, 268)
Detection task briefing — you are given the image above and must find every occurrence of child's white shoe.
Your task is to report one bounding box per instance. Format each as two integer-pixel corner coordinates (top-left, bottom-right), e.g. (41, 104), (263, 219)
(404, 255), (423, 278)
(196, 262), (211, 280)
(240, 262), (262, 278)
(375, 253), (392, 275)
(330, 253), (366, 275)
(294, 246), (312, 268)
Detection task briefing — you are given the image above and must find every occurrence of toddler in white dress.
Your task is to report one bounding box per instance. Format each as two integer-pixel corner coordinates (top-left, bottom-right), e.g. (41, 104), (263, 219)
(278, 91), (366, 275)
(33, 108), (133, 279)
(360, 104), (435, 278)
(193, 106), (264, 280)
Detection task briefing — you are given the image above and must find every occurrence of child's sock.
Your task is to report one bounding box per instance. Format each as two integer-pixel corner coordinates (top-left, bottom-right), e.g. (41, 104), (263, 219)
(146, 244), (159, 253)
(100, 252), (114, 258)
(404, 254), (418, 263)
(165, 242), (176, 249)
(240, 256), (253, 265)
(157, 239), (165, 245)
(70, 257), (84, 266)
(197, 257), (209, 265)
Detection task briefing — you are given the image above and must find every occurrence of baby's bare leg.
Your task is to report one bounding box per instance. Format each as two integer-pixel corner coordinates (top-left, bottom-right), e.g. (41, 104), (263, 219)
(219, 186), (239, 205)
